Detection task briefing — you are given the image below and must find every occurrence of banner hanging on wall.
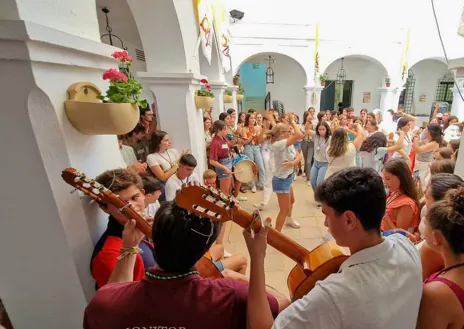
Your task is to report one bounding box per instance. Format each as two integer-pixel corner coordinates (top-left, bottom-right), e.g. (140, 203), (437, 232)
(212, 0), (231, 72)
(195, 0), (213, 64)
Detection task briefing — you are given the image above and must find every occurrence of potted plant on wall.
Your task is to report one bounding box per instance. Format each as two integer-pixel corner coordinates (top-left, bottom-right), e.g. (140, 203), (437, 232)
(385, 76), (391, 87)
(233, 73), (240, 86)
(237, 84), (245, 101)
(319, 73), (329, 87)
(64, 50), (148, 135)
(195, 79), (215, 109)
(223, 90), (233, 103)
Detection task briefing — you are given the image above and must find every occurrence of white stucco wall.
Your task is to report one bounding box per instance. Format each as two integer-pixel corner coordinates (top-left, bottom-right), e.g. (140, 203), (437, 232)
(324, 57), (387, 113)
(226, 0), (463, 113)
(410, 59), (450, 116)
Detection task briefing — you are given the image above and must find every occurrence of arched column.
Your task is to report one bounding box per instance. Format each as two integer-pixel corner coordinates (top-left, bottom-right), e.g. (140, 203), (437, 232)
(0, 1), (126, 327)
(130, 0), (208, 167)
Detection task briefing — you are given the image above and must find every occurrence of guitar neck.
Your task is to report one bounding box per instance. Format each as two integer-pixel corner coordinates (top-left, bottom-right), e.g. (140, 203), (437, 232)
(235, 208), (310, 268)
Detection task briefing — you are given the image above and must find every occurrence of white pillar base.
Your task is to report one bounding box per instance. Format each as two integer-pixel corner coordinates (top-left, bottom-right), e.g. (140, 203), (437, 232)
(379, 87), (400, 118)
(138, 72), (207, 175)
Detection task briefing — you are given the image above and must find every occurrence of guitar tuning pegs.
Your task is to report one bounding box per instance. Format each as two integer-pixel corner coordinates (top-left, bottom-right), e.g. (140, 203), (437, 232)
(70, 188), (78, 194)
(92, 188), (101, 195)
(73, 177), (80, 183)
(93, 182), (101, 188)
(82, 183), (91, 188)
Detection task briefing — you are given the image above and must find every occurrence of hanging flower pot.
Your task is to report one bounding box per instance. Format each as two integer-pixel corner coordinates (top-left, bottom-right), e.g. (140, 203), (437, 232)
(64, 82), (140, 135)
(196, 79), (215, 109)
(195, 95), (215, 109)
(223, 94), (233, 103)
(236, 94), (244, 101)
(233, 73), (240, 86)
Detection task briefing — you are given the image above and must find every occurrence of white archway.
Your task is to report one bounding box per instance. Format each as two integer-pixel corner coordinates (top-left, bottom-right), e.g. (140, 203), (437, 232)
(408, 57), (452, 116)
(235, 52), (307, 117)
(321, 55), (389, 113)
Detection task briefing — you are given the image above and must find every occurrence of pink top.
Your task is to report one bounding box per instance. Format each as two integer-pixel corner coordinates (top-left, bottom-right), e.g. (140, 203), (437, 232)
(424, 272), (464, 311)
(381, 192), (419, 232)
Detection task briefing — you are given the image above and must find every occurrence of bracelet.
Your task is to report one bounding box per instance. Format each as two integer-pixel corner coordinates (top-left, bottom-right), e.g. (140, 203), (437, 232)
(117, 246), (143, 260)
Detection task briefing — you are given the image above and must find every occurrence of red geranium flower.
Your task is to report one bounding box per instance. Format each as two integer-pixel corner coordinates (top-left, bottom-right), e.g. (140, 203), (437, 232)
(206, 85), (212, 91)
(102, 68), (128, 82)
(200, 79), (208, 84)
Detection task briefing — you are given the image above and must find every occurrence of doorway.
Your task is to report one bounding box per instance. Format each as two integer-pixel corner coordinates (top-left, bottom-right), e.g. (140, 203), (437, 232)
(320, 80), (353, 111)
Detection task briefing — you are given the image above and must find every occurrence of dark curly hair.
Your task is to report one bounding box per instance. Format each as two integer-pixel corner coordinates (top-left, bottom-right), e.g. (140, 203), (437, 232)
(360, 132), (387, 153)
(427, 186), (464, 254)
(315, 167), (386, 232)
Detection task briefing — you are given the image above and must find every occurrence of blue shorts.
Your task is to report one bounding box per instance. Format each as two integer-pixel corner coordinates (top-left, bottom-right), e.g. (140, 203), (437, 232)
(215, 157), (233, 180)
(272, 173), (294, 194)
(214, 260), (225, 272)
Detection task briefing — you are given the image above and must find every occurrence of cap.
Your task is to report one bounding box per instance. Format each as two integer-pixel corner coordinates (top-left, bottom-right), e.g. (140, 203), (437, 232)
(373, 109), (381, 115)
(437, 113), (443, 118)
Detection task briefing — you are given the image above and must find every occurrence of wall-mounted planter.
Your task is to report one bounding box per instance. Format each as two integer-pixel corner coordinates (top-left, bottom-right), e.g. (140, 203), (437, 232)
(236, 94), (244, 101)
(64, 82), (139, 135)
(223, 94), (233, 103)
(195, 95), (214, 109)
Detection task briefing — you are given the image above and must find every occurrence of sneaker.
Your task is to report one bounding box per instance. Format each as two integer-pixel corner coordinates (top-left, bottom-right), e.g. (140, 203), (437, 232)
(253, 203), (264, 210)
(251, 186), (257, 193)
(285, 217), (301, 228)
(237, 196), (247, 201)
(224, 250), (232, 258)
(256, 186), (264, 191)
(307, 181), (312, 187)
(293, 174), (297, 181)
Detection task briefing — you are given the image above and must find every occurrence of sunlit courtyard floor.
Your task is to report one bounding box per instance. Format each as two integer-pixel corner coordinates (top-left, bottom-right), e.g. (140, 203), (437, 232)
(222, 175), (328, 297)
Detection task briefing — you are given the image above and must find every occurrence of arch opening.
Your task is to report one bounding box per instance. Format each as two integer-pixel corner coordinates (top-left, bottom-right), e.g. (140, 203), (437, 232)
(321, 55), (389, 114)
(236, 52), (307, 116)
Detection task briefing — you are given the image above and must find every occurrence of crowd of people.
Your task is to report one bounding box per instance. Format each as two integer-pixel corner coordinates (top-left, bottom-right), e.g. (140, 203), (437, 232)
(71, 101), (463, 329)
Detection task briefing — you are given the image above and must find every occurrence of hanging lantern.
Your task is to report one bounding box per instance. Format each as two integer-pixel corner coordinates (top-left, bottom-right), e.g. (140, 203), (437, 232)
(100, 7), (127, 50)
(266, 56), (275, 84)
(336, 57), (347, 85)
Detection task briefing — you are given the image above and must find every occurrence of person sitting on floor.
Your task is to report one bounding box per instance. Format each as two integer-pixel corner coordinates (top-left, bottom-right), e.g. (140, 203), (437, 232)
(84, 201), (290, 329)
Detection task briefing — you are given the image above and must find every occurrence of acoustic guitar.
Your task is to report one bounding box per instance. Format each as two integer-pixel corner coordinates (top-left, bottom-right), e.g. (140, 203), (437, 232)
(175, 182), (350, 301)
(61, 168), (223, 280)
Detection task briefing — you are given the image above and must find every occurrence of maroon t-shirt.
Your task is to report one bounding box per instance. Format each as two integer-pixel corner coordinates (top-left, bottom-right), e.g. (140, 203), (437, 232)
(209, 135), (230, 161)
(84, 274), (279, 329)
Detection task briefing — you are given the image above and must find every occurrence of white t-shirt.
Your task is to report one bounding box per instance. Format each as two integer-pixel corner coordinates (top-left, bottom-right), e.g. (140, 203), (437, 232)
(270, 139), (296, 179)
(273, 234), (422, 329)
(392, 133), (412, 160)
(146, 149), (180, 171)
(144, 201), (160, 218)
(324, 143), (357, 179)
(358, 147), (388, 173)
(165, 172), (200, 201)
(120, 145), (138, 166)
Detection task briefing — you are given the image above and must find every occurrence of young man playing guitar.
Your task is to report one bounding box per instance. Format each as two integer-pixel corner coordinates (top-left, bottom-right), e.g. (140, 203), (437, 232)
(84, 201), (290, 329)
(245, 167), (423, 329)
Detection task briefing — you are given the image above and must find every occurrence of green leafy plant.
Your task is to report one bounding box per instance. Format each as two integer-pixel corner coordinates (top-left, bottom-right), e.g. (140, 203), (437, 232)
(233, 73), (240, 85)
(238, 84), (245, 95)
(385, 76), (391, 83)
(98, 51), (147, 108)
(224, 90), (232, 96)
(198, 79), (214, 98)
(319, 73), (329, 82)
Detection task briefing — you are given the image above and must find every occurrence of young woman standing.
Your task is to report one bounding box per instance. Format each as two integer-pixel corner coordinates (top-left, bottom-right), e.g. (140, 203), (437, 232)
(270, 116), (304, 231)
(241, 113), (265, 192)
(308, 122), (331, 191)
(412, 123), (442, 186)
(209, 120), (233, 245)
(417, 186), (464, 329)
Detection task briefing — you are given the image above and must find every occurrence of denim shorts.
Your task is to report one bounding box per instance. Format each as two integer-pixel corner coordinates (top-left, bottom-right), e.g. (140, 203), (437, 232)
(215, 157), (233, 180)
(272, 173), (294, 194)
(214, 260), (225, 272)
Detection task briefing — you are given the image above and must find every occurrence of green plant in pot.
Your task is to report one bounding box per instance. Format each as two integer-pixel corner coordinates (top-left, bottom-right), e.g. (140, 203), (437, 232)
(195, 79), (215, 109)
(233, 73), (240, 86)
(319, 73), (329, 86)
(237, 84), (245, 101)
(99, 50), (147, 108)
(385, 76), (391, 87)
